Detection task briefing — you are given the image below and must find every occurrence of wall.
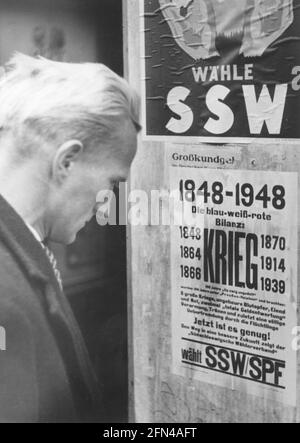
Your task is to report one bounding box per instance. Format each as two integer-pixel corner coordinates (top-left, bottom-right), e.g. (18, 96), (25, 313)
(0, 0), (100, 64)
(124, 0), (300, 423)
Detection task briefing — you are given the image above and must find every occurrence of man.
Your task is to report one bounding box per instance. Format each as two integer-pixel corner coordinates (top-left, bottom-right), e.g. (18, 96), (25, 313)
(0, 53), (140, 422)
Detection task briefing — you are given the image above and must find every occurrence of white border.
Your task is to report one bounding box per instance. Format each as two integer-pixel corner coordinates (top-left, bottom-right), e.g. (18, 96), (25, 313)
(139, 0), (300, 145)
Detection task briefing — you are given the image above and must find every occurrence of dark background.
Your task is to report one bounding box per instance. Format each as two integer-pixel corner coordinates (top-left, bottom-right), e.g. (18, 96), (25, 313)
(144, 0), (300, 138)
(0, 0), (127, 422)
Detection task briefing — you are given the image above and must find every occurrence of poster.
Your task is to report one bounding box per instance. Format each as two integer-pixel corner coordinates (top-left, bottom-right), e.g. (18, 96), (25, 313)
(142, 0), (300, 142)
(169, 145), (298, 405)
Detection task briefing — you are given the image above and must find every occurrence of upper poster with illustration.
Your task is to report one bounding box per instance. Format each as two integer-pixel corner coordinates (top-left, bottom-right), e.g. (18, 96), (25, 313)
(142, 0), (300, 140)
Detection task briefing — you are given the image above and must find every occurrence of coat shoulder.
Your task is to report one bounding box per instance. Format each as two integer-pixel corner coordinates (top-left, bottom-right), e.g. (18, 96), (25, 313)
(0, 240), (44, 310)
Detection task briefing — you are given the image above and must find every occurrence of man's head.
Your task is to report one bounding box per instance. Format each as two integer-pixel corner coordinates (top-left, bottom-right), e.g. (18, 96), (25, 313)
(0, 53), (140, 244)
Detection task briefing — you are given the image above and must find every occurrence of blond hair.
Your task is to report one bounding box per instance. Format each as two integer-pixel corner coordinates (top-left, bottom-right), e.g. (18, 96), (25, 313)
(0, 53), (140, 160)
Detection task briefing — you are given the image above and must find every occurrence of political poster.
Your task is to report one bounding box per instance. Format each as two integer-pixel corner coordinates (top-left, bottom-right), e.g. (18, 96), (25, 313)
(142, 0), (300, 142)
(169, 145), (298, 405)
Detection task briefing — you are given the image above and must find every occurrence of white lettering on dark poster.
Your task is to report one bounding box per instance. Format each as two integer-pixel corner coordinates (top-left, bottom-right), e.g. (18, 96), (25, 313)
(143, 0), (299, 140)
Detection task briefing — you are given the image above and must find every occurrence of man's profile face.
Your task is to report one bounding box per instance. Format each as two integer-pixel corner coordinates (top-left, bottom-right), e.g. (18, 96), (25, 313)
(47, 121), (138, 244)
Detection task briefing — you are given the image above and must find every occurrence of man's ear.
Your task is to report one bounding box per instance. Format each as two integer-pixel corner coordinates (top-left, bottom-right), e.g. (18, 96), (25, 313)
(52, 140), (84, 183)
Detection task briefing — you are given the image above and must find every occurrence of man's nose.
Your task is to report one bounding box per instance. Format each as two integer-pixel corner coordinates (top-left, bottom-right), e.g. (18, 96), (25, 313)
(93, 203), (101, 216)
(93, 199), (109, 216)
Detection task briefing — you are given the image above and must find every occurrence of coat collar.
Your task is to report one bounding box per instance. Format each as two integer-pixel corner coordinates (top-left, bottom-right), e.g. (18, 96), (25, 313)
(0, 195), (100, 412)
(0, 194), (52, 286)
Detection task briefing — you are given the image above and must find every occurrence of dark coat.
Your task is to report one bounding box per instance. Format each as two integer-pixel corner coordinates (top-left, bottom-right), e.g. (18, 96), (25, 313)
(0, 195), (100, 423)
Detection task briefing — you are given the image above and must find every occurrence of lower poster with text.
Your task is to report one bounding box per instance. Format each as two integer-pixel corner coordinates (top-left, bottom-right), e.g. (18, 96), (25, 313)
(169, 146), (298, 406)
